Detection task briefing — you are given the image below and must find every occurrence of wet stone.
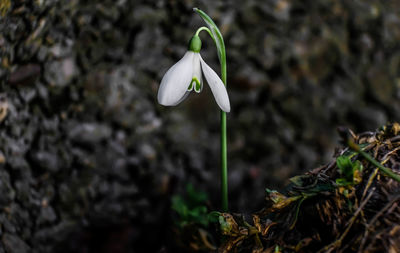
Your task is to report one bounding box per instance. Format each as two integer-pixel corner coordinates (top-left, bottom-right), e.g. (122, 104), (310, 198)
(30, 151), (60, 172)
(6, 156), (29, 171)
(18, 87), (36, 103)
(67, 122), (112, 145)
(44, 58), (78, 87)
(8, 64), (41, 86)
(13, 181), (31, 205)
(0, 151), (5, 164)
(37, 206), (57, 225)
(0, 94), (8, 123)
(1, 0), (400, 252)
(0, 215), (16, 234)
(33, 221), (75, 244)
(0, 171), (15, 206)
(2, 233), (30, 253)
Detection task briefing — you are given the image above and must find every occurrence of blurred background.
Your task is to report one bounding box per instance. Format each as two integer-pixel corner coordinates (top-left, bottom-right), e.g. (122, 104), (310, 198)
(1, 0), (400, 252)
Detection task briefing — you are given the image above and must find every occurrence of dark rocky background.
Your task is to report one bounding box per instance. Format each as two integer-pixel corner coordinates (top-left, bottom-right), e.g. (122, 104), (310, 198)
(1, 0), (400, 252)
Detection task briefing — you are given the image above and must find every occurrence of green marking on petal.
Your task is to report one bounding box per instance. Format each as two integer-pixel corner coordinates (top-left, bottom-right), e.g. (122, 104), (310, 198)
(195, 81), (201, 92)
(187, 82), (193, 91)
(192, 77), (201, 93)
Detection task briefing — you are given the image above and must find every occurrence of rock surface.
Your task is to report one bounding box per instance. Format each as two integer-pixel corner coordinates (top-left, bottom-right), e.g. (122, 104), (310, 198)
(1, 0), (400, 252)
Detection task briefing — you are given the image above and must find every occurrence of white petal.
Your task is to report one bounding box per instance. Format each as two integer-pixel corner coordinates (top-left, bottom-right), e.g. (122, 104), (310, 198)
(157, 51), (195, 106)
(199, 55), (231, 112)
(173, 91), (191, 105)
(192, 53), (203, 93)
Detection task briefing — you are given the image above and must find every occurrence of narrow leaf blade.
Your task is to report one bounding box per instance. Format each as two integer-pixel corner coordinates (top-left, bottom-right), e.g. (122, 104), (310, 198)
(193, 8), (226, 65)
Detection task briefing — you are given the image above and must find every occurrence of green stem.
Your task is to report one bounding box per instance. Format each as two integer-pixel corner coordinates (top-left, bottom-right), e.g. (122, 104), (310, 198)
(358, 149), (400, 182)
(348, 140), (400, 182)
(195, 26), (212, 37)
(221, 61), (228, 212)
(194, 8), (228, 212)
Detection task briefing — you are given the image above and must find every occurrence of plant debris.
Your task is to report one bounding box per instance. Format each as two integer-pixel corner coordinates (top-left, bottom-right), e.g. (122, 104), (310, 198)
(214, 122), (400, 252)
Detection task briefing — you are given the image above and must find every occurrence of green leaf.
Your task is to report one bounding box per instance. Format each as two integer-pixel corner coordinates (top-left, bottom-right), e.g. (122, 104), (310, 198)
(171, 196), (188, 218)
(336, 156), (353, 175)
(186, 183), (208, 207)
(353, 160), (363, 172)
(208, 211), (221, 223)
(342, 143), (369, 156)
(335, 178), (351, 186)
(336, 155), (364, 186)
(171, 184), (210, 228)
(289, 175), (308, 187)
(193, 8), (226, 66)
(188, 206), (209, 226)
(189, 206), (207, 217)
(219, 215), (231, 234)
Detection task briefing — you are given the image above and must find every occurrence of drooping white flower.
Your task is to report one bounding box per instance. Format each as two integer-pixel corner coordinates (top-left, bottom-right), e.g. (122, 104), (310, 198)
(157, 35), (230, 112)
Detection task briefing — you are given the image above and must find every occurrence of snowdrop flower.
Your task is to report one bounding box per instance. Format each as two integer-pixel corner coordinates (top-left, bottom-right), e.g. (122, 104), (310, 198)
(157, 35), (230, 112)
